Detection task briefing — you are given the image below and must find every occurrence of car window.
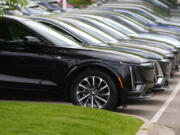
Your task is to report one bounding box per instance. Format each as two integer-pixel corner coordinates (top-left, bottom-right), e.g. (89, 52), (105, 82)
(39, 19), (104, 45)
(115, 15), (148, 32)
(96, 16), (137, 36)
(79, 17), (128, 40)
(134, 10), (157, 22)
(40, 21), (84, 44)
(8, 21), (42, 45)
(48, 1), (60, 8)
(0, 20), (46, 46)
(0, 22), (12, 41)
(66, 19), (117, 42)
(0, 22), (12, 45)
(24, 20), (80, 47)
(28, 5), (49, 12)
(9, 23), (31, 41)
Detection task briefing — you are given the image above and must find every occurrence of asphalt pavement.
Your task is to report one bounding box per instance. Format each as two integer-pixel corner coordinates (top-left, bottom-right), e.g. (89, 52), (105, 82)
(116, 72), (180, 135)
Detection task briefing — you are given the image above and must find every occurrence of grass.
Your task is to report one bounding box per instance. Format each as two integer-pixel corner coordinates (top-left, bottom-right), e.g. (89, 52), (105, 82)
(0, 102), (143, 135)
(69, 0), (94, 5)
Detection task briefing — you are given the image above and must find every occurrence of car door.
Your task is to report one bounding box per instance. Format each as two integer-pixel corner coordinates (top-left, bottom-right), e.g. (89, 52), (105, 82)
(0, 18), (58, 90)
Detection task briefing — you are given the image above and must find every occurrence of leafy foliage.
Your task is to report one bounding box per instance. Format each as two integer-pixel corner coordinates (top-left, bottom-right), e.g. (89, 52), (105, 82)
(69, 0), (93, 6)
(0, 0), (27, 15)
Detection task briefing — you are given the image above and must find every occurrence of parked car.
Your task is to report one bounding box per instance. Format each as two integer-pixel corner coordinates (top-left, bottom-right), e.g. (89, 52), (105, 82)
(18, 1), (51, 15)
(99, 3), (180, 27)
(0, 2), (23, 15)
(0, 15), (156, 109)
(88, 8), (180, 37)
(32, 16), (172, 90)
(66, 11), (180, 69)
(91, 5), (180, 34)
(31, 0), (63, 12)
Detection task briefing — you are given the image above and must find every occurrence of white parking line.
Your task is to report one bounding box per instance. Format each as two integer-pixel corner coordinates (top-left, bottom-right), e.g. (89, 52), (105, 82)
(151, 80), (180, 122)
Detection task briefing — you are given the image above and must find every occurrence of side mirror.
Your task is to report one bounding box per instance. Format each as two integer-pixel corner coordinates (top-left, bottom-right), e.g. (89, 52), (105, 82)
(24, 36), (41, 45)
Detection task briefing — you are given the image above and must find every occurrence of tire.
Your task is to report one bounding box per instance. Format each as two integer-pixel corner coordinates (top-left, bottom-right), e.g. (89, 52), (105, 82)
(70, 70), (119, 110)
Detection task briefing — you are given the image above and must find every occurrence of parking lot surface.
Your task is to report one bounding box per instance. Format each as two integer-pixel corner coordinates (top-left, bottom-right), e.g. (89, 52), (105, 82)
(116, 72), (180, 134)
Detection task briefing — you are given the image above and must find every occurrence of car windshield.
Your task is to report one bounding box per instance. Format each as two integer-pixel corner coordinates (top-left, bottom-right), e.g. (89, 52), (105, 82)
(52, 19), (104, 45)
(48, 1), (60, 8)
(151, 0), (169, 9)
(25, 5), (50, 14)
(130, 9), (156, 23)
(88, 15), (138, 36)
(96, 15), (140, 36)
(118, 11), (156, 25)
(77, 15), (129, 40)
(147, 8), (167, 20)
(159, 0), (176, 8)
(132, 9), (157, 21)
(115, 14), (149, 32)
(136, 8), (166, 20)
(63, 18), (118, 43)
(24, 20), (80, 47)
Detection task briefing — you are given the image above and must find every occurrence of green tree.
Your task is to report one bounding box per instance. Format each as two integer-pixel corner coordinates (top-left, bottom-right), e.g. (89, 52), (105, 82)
(0, 0), (27, 15)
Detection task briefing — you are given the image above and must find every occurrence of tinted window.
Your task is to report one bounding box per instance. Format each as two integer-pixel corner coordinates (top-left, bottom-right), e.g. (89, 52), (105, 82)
(38, 19), (103, 45)
(68, 19), (117, 42)
(24, 20), (80, 47)
(0, 20), (39, 45)
(41, 21), (83, 44)
(48, 1), (60, 8)
(9, 22), (34, 43)
(0, 22), (11, 40)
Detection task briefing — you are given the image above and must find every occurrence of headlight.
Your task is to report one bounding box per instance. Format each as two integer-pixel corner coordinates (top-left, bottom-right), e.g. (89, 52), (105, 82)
(161, 59), (170, 63)
(166, 53), (175, 59)
(176, 45), (180, 49)
(140, 62), (154, 67)
(53, 10), (61, 13)
(171, 48), (179, 53)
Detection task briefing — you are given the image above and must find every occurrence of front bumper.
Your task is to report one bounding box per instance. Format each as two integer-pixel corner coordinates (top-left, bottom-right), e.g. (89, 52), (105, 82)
(127, 64), (155, 99)
(128, 84), (154, 99)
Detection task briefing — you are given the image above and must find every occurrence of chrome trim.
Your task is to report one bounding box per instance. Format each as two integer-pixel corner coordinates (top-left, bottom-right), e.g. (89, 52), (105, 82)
(155, 62), (164, 77)
(129, 66), (135, 90)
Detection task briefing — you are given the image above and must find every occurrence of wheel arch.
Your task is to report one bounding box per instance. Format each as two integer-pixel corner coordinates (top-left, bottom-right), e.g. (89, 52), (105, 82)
(64, 62), (125, 103)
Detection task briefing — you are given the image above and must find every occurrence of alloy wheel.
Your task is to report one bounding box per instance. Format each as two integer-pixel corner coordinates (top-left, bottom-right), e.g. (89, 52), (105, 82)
(76, 76), (111, 108)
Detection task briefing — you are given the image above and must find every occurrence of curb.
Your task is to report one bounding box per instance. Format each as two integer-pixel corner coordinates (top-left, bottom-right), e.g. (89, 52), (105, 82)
(128, 115), (151, 135)
(147, 122), (176, 135)
(132, 115), (176, 135)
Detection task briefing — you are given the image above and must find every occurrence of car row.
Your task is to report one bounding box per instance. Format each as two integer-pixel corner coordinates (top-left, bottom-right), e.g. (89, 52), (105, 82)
(1, 0), (180, 109)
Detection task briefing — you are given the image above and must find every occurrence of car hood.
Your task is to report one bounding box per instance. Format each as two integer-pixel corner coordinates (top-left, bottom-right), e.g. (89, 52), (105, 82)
(150, 27), (179, 36)
(105, 43), (164, 60)
(65, 45), (149, 64)
(161, 19), (180, 28)
(109, 39), (174, 56)
(155, 24), (180, 33)
(135, 32), (180, 48)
